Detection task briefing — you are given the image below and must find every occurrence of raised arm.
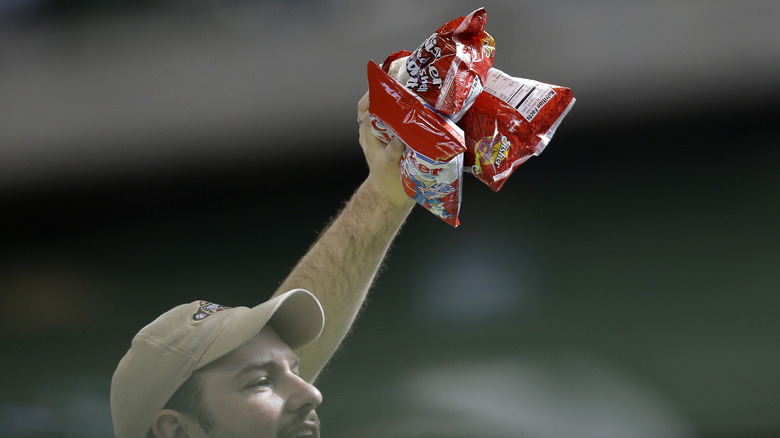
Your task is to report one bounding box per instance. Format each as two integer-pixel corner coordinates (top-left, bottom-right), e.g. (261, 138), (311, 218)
(272, 92), (415, 382)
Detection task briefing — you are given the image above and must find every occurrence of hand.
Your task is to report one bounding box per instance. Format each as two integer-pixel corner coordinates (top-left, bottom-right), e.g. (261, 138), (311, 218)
(357, 92), (415, 209)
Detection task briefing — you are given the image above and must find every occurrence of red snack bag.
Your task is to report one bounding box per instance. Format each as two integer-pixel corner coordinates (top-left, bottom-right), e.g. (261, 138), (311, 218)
(458, 68), (575, 191)
(400, 146), (464, 227)
(380, 50), (412, 76)
(403, 8), (495, 120)
(367, 60), (465, 227)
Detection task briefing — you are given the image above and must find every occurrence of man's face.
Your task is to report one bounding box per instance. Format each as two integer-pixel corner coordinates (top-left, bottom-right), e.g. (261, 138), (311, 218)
(187, 326), (322, 438)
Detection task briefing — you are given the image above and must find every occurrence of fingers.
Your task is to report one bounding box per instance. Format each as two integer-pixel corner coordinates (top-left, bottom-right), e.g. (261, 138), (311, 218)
(385, 136), (406, 162)
(357, 91), (369, 120)
(355, 91), (413, 208)
(357, 111), (382, 159)
(357, 89), (404, 158)
(357, 90), (406, 166)
(357, 91), (372, 147)
(360, 118), (387, 155)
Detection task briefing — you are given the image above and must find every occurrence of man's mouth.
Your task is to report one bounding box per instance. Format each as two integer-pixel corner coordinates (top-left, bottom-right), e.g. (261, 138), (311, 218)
(280, 411), (320, 438)
(282, 421), (319, 438)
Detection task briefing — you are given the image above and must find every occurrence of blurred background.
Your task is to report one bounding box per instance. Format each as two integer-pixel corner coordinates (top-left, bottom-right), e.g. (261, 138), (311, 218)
(1, 0), (779, 437)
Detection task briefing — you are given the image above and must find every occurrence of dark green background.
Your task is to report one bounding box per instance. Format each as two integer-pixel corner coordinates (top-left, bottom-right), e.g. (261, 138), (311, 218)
(1, 1), (779, 437)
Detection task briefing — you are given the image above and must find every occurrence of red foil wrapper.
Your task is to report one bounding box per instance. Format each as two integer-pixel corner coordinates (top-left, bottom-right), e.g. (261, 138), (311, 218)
(367, 60), (466, 227)
(366, 8), (575, 225)
(402, 8), (495, 119)
(458, 68), (575, 191)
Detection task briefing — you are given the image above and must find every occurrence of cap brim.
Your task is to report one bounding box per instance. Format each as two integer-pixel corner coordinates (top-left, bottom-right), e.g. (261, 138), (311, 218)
(195, 288), (324, 370)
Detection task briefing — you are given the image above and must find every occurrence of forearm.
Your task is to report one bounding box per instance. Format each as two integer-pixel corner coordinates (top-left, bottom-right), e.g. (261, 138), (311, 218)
(273, 178), (414, 381)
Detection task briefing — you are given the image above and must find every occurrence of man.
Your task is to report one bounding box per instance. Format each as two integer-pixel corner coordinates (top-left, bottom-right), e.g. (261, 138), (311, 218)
(111, 92), (416, 438)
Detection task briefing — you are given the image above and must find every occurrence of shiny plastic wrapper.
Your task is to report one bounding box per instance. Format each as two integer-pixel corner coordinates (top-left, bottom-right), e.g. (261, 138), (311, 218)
(384, 7), (495, 120)
(458, 68), (576, 191)
(366, 7), (575, 226)
(367, 60), (465, 227)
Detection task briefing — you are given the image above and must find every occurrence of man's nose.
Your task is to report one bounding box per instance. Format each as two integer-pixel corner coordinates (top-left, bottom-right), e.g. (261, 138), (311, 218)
(285, 373), (323, 413)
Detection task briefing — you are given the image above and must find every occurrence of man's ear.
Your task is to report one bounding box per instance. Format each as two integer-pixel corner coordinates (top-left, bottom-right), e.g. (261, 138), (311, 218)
(152, 409), (191, 438)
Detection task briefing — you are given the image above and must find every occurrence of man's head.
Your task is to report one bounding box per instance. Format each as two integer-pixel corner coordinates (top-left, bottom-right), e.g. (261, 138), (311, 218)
(111, 289), (324, 438)
(152, 326), (323, 438)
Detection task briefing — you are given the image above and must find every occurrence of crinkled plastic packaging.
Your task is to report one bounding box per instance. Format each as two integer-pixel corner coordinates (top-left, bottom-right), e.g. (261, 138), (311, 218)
(458, 68), (576, 191)
(404, 7), (495, 119)
(366, 7), (575, 226)
(366, 6), (495, 227)
(367, 60), (465, 227)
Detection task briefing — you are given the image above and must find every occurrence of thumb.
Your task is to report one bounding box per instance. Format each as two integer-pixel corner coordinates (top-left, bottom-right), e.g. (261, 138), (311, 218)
(385, 137), (407, 162)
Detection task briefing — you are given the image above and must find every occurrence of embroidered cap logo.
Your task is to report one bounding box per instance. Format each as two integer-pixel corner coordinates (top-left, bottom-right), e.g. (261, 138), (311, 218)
(192, 301), (232, 321)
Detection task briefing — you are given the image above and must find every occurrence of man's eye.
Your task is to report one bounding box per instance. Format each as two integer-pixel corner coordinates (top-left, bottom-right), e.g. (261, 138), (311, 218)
(246, 377), (271, 389)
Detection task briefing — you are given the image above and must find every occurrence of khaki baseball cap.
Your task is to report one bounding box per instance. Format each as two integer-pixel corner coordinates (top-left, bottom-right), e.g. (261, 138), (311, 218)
(110, 288), (324, 438)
